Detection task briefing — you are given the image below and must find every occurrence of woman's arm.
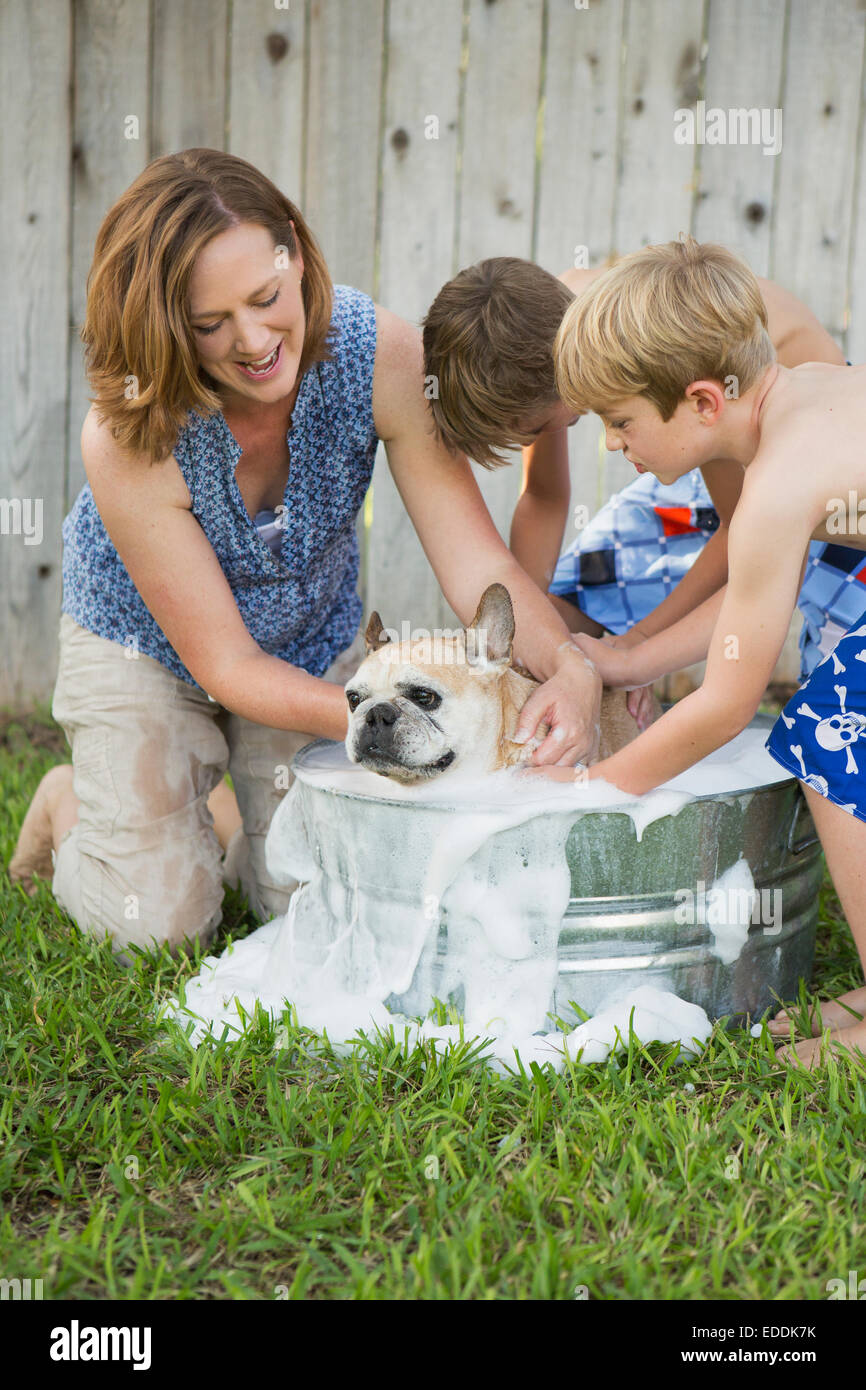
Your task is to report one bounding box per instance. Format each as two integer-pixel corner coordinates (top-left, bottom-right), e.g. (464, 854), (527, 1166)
(81, 412), (349, 738)
(371, 305), (602, 765)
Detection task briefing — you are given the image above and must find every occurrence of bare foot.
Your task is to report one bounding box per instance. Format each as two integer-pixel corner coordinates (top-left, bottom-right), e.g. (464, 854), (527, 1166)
(775, 1017), (866, 1069)
(8, 764), (75, 895)
(767, 985), (866, 1037)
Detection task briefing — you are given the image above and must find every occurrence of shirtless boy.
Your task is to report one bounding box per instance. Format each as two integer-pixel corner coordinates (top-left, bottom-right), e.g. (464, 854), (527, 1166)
(531, 236), (866, 1069)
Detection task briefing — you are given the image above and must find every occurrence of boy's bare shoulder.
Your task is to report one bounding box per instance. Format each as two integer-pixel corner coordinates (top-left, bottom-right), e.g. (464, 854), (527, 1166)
(738, 392), (841, 518)
(761, 363), (864, 442)
(728, 365), (866, 548)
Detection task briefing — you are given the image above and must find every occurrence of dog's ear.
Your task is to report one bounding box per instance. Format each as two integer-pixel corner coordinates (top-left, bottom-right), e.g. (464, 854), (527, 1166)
(465, 583), (514, 665)
(365, 611), (391, 654)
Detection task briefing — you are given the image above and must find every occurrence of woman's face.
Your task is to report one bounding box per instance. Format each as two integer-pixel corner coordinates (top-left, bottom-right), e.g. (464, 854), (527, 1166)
(187, 221), (306, 414)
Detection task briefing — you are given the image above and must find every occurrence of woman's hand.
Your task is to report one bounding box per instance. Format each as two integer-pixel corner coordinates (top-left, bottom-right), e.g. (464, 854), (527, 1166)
(513, 648), (603, 766)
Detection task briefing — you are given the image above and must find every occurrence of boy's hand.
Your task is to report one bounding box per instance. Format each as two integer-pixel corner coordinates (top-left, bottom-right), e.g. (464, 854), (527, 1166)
(601, 624), (649, 652)
(596, 629), (657, 730)
(513, 649), (603, 766)
(572, 632), (653, 689)
(626, 684), (658, 732)
(520, 762), (594, 784)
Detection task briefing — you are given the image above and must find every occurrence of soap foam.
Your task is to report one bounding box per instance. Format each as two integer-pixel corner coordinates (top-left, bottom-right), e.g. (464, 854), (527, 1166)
(292, 722), (788, 804)
(164, 724), (785, 1067)
(701, 856), (757, 965)
(558, 986), (713, 1066)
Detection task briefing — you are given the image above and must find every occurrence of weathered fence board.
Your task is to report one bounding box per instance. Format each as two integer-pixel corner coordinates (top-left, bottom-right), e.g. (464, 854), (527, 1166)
(770, 0), (865, 351)
(604, 0), (705, 500)
(66, 0), (151, 512)
(1, 0), (71, 707)
(536, 0), (625, 530)
(441, 0), (548, 623)
(691, 0), (786, 274)
(368, 0), (465, 635)
(304, 0), (385, 298)
(228, 0), (306, 198)
(848, 35), (866, 366)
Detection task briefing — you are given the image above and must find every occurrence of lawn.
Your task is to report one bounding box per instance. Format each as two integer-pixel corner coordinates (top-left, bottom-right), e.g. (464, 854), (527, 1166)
(1, 707), (865, 1301)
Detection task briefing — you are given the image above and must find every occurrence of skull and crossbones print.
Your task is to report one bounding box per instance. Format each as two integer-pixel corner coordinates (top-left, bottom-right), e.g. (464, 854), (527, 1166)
(778, 632), (866, 781)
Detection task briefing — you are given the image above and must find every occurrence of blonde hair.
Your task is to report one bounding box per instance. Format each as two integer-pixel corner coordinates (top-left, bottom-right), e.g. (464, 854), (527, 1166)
(80, 148), (333, 465)
(554, 236), (775, 421)
(422, 258), (575, 468)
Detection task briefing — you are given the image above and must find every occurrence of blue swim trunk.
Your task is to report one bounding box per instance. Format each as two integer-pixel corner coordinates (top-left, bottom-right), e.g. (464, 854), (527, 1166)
(766, 617), (866, 824)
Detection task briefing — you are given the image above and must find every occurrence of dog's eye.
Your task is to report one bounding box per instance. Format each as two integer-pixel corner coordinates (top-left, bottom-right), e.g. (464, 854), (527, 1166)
(346, 690), (362, 711)
(410, 688), (441, 710)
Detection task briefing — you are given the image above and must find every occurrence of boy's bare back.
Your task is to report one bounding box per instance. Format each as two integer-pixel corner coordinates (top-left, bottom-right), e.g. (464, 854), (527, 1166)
(750, 362), (866, 550)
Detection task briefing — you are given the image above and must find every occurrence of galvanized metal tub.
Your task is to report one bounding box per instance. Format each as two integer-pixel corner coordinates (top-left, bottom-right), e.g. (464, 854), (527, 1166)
(288, 714), (822, 1027)
(555, 754), (821, 1024)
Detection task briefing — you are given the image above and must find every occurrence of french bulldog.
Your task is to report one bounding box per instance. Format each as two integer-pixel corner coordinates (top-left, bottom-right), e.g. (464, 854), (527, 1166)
(344, 583), (658, 784)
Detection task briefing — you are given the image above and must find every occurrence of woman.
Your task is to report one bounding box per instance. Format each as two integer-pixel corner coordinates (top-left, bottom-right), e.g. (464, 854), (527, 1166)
(9, 148), (597, 957)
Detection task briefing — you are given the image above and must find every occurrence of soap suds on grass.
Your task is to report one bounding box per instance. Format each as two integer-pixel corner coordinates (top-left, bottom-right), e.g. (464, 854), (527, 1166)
(165, 726), (782, 1068)
(556, 986), (712, 1067)
(370, 984), (711, 1074)
(170, 964), (712, 1076)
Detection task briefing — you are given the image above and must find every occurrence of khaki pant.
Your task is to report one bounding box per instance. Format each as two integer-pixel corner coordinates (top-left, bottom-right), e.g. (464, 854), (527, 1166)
(50, 613), (365, 957)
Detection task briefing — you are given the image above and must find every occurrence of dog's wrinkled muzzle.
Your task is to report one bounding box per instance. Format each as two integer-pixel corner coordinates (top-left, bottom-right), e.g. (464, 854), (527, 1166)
(349, 697), (456, 781)
(357, 700), (400, 756)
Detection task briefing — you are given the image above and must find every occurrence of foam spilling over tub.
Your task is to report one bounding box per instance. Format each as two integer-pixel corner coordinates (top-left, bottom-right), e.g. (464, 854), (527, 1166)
(165, 725), (792, 1070)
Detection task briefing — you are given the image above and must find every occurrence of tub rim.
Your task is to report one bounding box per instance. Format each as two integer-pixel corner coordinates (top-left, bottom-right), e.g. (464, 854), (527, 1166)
(291, 712), (797, 815)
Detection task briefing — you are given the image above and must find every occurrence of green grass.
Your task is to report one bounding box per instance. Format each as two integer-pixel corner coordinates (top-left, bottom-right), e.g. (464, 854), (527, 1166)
(2, 708), (865, 1300)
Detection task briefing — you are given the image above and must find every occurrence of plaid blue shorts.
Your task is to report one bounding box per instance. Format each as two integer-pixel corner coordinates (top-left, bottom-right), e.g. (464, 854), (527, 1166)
(552, 471), (866, 682)
(766, 618), (866, 824)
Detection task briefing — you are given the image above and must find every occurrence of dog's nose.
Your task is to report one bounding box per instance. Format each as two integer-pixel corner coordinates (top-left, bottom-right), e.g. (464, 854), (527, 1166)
(365, 701), (399, 733)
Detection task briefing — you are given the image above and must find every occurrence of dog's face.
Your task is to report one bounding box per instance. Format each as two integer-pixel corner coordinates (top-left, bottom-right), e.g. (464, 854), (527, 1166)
(345, 584), (530, 784)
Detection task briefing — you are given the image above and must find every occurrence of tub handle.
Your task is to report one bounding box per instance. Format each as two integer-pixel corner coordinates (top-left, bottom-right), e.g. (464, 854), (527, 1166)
(787, 794), (820, 855)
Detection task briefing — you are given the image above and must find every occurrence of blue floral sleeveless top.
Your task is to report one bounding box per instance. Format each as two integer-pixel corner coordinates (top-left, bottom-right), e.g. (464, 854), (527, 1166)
(61, 285), (379, 687)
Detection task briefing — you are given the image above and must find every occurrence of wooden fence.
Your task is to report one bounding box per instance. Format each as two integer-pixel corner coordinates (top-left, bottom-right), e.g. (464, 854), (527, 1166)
(3, 0), (866, 705)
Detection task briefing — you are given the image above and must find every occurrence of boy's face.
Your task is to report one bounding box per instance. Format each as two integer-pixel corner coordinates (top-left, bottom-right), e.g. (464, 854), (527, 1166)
(599, 392), (717, 484)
